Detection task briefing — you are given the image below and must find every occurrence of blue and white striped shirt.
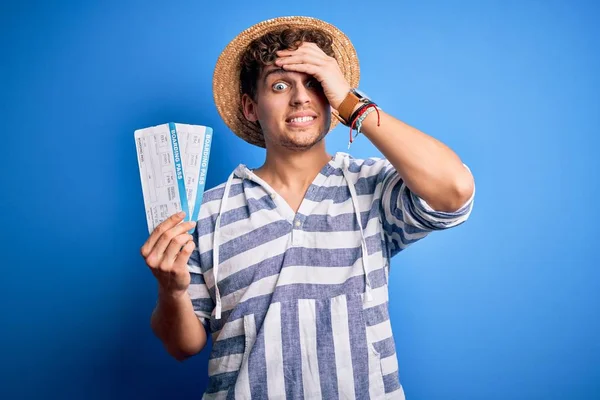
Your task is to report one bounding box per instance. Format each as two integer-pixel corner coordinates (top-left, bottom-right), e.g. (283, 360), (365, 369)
(188, 152), (475, 399)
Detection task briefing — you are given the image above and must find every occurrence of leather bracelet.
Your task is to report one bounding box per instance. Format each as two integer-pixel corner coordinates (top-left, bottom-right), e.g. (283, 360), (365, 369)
(336, 91), (361, 125)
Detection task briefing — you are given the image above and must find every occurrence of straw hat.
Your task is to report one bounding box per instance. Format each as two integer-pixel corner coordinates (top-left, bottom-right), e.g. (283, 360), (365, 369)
(212, 16), (360, 148)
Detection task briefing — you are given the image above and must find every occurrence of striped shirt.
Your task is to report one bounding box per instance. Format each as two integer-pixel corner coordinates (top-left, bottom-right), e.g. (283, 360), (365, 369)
(188, 151), (475, 399)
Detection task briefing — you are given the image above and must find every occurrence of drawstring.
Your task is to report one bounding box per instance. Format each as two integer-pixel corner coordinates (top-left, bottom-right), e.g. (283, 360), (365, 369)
(342, 155), (373, 302)
(212, 154), (373, 319)
(213, 171), (236, 319)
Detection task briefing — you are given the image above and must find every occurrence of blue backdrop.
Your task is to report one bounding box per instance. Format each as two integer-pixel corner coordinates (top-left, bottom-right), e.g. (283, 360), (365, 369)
(2, 0), (599, 399)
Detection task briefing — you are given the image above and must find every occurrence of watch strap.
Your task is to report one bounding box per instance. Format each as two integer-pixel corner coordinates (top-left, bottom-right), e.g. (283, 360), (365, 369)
(336, 90), (361, 125)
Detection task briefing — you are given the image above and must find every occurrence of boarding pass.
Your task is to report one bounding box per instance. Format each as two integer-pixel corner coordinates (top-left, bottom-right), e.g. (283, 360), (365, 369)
(134, 122), (213, 234)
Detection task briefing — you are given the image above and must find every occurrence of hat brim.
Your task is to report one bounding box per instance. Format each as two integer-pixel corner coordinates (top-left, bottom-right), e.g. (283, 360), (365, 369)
(212, 16), (360, 148)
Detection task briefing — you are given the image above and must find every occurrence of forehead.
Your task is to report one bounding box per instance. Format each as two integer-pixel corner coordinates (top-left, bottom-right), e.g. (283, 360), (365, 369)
(260, 66), (311, 83)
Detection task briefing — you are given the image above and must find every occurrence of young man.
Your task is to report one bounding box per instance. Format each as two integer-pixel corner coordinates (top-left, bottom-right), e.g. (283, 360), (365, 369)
(141, 16), (475, 399)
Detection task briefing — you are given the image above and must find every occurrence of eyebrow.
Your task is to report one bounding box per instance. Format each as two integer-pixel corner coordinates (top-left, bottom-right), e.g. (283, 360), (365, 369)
(262, 68), (288, 85)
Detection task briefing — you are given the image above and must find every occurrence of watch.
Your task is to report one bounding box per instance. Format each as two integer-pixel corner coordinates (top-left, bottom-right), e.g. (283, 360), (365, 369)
(336, 88), (372, 125)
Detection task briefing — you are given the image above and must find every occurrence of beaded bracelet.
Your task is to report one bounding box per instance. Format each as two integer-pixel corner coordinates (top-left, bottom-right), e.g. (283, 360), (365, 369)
(349, 100), (375, 125)
(348, 103), (381, 149)
(356, 106), (380, 133)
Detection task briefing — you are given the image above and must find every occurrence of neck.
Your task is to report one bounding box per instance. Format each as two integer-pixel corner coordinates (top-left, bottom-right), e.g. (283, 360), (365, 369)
(253, 143), (333, 191)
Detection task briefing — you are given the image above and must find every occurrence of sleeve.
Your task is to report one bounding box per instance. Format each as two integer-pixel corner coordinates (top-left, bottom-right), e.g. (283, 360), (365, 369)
(187, 227), (215, 329)
(378, 160), (475, 258)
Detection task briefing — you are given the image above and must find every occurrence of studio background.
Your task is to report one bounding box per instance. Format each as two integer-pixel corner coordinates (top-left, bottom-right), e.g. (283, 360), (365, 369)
(1, 0), (598, 399)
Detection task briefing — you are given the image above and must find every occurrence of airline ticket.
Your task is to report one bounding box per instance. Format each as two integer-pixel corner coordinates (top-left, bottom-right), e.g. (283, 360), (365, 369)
(134, 122), (213, 234)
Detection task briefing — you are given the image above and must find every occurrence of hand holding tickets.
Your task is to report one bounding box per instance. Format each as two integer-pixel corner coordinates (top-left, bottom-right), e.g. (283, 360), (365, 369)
(140, 211), (196, 297)
(134, 122), (213, 234)
(135, 122), (212, 296)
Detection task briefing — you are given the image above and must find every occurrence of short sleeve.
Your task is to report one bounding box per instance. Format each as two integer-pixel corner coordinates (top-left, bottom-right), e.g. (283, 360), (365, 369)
(378, 160), (475, 258)
(187, 228), (214, 328)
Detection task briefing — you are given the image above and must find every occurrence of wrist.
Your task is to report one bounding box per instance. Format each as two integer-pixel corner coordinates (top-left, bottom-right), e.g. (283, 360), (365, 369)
(350, 102), (362, 118)
(158, 285), (188, 303)
(334, 88), (372, 126)
(347, 102), (382, 148)
(331, 84), (352, 110)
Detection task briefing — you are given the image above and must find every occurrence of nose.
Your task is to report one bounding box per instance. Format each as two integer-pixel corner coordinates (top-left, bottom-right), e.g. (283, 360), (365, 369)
(290, 84), (311, 106)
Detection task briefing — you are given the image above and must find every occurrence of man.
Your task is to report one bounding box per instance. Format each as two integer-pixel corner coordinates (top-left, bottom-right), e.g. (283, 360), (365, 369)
(141, 16), (475, 399)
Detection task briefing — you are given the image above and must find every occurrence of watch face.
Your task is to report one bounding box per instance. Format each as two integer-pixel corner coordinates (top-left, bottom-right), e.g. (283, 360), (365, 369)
(352, 88), (371, 101)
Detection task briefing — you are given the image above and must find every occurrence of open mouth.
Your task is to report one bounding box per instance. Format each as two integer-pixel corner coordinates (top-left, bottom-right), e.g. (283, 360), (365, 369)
(286, 115), (317, 126)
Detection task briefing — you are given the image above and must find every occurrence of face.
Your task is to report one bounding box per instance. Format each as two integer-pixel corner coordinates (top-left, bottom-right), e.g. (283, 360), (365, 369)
(242, 65), (331, 151)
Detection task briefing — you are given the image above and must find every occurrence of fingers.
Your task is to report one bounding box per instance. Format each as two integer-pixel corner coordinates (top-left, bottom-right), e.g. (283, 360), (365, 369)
(162, 233), (194, 266)
(275, 48), (338, 76)
(275, 52), (323, 75)
(141, 211), (197, 266)
(276, 56), (324, 69)
(276, 49), (329, 65)
(279, 62), (318, 75)
(172, 240), (196, 271)
(147, 220), (196, 267)
(141, 211), (186, 258)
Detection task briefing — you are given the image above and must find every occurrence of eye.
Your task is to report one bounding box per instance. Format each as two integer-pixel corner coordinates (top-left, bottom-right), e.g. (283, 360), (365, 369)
(307, 79), (322, 90)
(272, 82), (288, 91)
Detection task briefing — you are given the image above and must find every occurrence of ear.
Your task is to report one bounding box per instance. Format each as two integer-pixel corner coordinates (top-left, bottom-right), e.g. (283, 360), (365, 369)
(241, 93), (259, 123)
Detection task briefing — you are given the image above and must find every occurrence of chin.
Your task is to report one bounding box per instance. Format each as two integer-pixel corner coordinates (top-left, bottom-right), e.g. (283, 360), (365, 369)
(282, 131), (327, 151)
(264, 120), (329, 150)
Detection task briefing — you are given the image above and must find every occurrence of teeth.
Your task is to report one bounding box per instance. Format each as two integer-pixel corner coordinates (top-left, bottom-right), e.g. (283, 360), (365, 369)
(290, 116), (314, 123)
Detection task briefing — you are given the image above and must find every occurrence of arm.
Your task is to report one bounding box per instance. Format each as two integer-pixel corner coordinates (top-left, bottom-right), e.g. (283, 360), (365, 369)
(354, 109), (474, 213)
(141, 212), (209, 361)
(275, 43), (475, 212)
(150, 289), (208, 361)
